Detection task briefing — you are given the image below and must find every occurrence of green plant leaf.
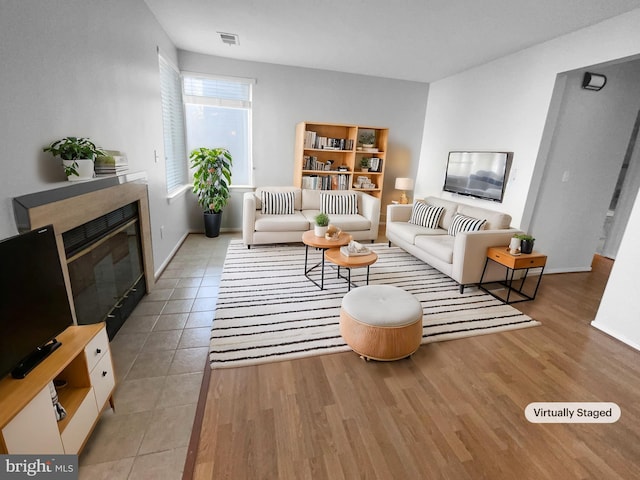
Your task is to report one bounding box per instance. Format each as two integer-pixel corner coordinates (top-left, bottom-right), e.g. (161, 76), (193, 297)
(190, 147), (233, 213)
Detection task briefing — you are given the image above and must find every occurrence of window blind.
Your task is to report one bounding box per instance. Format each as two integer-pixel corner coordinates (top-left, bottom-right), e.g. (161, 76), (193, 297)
(159, 55), (188, 194)
(183, 75), (253, 108)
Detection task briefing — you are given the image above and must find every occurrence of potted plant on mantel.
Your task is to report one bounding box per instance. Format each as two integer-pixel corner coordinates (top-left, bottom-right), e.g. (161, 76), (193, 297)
(43, 136), (106, 181)
(190, 147), (233, 238)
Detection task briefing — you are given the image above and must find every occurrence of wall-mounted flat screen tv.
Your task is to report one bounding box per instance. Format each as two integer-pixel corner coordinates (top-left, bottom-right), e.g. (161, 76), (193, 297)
(0, 225), (73, 379)
(443, 151), (510, 202)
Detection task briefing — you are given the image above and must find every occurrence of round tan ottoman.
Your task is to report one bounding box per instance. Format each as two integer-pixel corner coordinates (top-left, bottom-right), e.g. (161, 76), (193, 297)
(340, 285), (423, 361)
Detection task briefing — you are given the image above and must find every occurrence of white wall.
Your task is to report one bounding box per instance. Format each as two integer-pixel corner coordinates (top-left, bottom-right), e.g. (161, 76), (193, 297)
(0, 0), (188, 276)
(416, 9), (640, 229)
(178, 52), (430, 229)
(526, 62), (640, 272)
(416, 8), (640, 350)
(592, 194), (640, 350)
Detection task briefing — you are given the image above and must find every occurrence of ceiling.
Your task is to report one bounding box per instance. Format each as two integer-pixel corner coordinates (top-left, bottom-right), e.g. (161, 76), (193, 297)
(144, 0), (640, 83)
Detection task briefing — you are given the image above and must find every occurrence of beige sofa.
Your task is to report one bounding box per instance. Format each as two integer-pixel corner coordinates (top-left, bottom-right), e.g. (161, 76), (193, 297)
(386, 196), (521, 292)
(243, 186), (380, 248)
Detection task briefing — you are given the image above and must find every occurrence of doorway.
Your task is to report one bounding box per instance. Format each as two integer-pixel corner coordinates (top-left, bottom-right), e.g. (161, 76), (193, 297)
(598, 109), (640, 259)
(524, 59), (640, 273)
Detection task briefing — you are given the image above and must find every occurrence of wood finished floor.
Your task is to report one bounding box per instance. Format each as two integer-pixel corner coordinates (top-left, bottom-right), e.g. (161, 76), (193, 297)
(188, 255), (640, 480)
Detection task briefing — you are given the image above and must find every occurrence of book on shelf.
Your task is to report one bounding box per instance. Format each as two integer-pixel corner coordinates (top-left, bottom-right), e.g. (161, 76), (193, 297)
(368, 157), (383, 172)
(304, 131), (353, 150)
(302, 174), (350, 190)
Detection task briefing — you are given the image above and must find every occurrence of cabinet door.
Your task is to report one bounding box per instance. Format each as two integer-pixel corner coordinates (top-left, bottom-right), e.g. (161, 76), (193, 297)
(1, 385), (64, 454)
(91, 352), (115, 410)
(85, 326), (109, 371)
(61, 390), (98, 454)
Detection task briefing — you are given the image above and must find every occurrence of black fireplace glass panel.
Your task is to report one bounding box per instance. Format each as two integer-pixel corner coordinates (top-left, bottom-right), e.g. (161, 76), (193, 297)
(67, 221), (143, 327)
(63, 202), (138, 257)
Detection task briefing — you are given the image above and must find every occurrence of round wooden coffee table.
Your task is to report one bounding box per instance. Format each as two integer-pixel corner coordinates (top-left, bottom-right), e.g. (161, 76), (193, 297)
(301, 230), (352, 290)
(325, 247), (378, 291)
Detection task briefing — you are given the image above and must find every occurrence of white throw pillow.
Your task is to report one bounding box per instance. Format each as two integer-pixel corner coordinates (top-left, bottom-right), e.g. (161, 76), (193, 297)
(448, 213), (486, 236)
(261, 191), (295, 214)
(320, 192), (358, 215)
(409, 202), (444, 229)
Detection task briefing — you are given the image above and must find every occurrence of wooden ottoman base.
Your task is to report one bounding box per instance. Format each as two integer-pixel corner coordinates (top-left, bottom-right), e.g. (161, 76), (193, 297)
(339, 285), (423, 361)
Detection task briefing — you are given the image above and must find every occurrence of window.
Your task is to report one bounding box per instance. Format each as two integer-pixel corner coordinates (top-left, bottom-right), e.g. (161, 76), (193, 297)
(183, 74), (253, 186)
(158, 54), (188, 195)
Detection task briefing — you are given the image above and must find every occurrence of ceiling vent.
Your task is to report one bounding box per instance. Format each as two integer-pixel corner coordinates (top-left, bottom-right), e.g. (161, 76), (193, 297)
(218, 32), (239, 46)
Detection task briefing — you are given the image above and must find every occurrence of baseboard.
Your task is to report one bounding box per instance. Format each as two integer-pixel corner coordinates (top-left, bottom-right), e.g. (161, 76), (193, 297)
(154, 231), (190, 280)
(591, 321), (640, 352)
(543, 266), (592, 274)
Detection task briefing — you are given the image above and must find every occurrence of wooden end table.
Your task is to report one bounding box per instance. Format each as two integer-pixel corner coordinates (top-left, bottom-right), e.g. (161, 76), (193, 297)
(478, 246), (547, 304)
(325, 248), (378, 291)
(302, 230), (352, 290)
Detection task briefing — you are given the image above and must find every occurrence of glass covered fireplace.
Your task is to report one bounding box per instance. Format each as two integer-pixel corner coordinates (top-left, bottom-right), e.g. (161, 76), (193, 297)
(13, 175), (155, 341)
(63, 202), (146, 339)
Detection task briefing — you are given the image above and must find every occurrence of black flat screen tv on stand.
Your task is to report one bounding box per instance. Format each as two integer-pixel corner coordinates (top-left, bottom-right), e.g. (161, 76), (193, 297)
(0, 225), (73, 380)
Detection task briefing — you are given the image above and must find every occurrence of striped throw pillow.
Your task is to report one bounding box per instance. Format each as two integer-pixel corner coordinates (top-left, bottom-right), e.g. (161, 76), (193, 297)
(320, 193), (358, 215)
(409, 202), (444, 229)
(447, 213), (486, 236)
(261, 191), (295, 215)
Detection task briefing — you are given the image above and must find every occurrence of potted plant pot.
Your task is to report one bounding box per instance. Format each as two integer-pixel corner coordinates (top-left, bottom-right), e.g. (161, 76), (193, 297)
(43, 136), (105, 181)
(204, 211), (222, 238)
(190, 147), (233, 239)
(517, 234), (535, 254)
(314, 213), (329, 237)
(314, 225), (328, 237)
(62, 159), (94, 181)
(521, 238), (535, 254)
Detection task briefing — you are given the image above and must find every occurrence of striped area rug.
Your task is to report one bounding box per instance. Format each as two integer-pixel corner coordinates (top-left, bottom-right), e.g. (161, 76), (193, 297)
(210, 240), (539, 369)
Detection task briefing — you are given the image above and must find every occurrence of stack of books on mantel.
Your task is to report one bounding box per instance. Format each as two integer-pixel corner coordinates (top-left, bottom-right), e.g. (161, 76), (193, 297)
(95, 150), (129, 176)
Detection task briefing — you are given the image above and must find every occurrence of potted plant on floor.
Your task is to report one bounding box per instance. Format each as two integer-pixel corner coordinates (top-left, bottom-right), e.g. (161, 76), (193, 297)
(43, 136), (106, 181)
(314, 212), (329, 237)
(190, 147), (233, 238)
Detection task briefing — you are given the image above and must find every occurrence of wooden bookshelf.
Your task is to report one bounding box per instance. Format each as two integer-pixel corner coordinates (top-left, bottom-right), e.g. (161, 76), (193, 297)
(294, 122), (388, 200)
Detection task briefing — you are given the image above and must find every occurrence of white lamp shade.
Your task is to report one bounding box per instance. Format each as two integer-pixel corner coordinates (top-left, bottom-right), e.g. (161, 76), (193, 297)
(395, 177), (414, 191)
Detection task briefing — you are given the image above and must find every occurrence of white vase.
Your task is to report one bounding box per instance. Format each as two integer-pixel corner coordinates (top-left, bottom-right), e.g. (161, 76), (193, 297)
(314, 225), (328, 237)
(509, 237), (521, 254)
(63, 159), (94, 181)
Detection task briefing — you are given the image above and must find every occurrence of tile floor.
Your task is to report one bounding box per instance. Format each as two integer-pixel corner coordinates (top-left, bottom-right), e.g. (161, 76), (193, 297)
(78, 232), (239, 480)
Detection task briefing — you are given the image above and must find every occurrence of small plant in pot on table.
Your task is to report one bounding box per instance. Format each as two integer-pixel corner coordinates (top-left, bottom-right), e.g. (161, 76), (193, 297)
(190, 147), (233, 238)
(314, 213), (330, 237)
(43, 136), (105, 181)
(516, 234), (535, 254)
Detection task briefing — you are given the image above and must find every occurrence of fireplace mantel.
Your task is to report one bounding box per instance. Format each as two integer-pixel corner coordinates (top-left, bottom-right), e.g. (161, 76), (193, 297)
(13, 171), (148, 232)
(12, 172), (154, 326)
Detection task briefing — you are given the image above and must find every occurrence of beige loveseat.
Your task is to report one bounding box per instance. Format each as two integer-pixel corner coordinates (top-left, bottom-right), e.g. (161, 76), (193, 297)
(243, 186), (380, 248)
(386, 196), (521, 292)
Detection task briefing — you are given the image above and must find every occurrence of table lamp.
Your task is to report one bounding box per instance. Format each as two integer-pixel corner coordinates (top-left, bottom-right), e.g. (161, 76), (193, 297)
(395, 177), (414, 204)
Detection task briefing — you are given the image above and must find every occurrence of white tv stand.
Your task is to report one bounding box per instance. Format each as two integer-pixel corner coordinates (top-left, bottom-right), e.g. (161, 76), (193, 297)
(0, 323), (115, 454)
